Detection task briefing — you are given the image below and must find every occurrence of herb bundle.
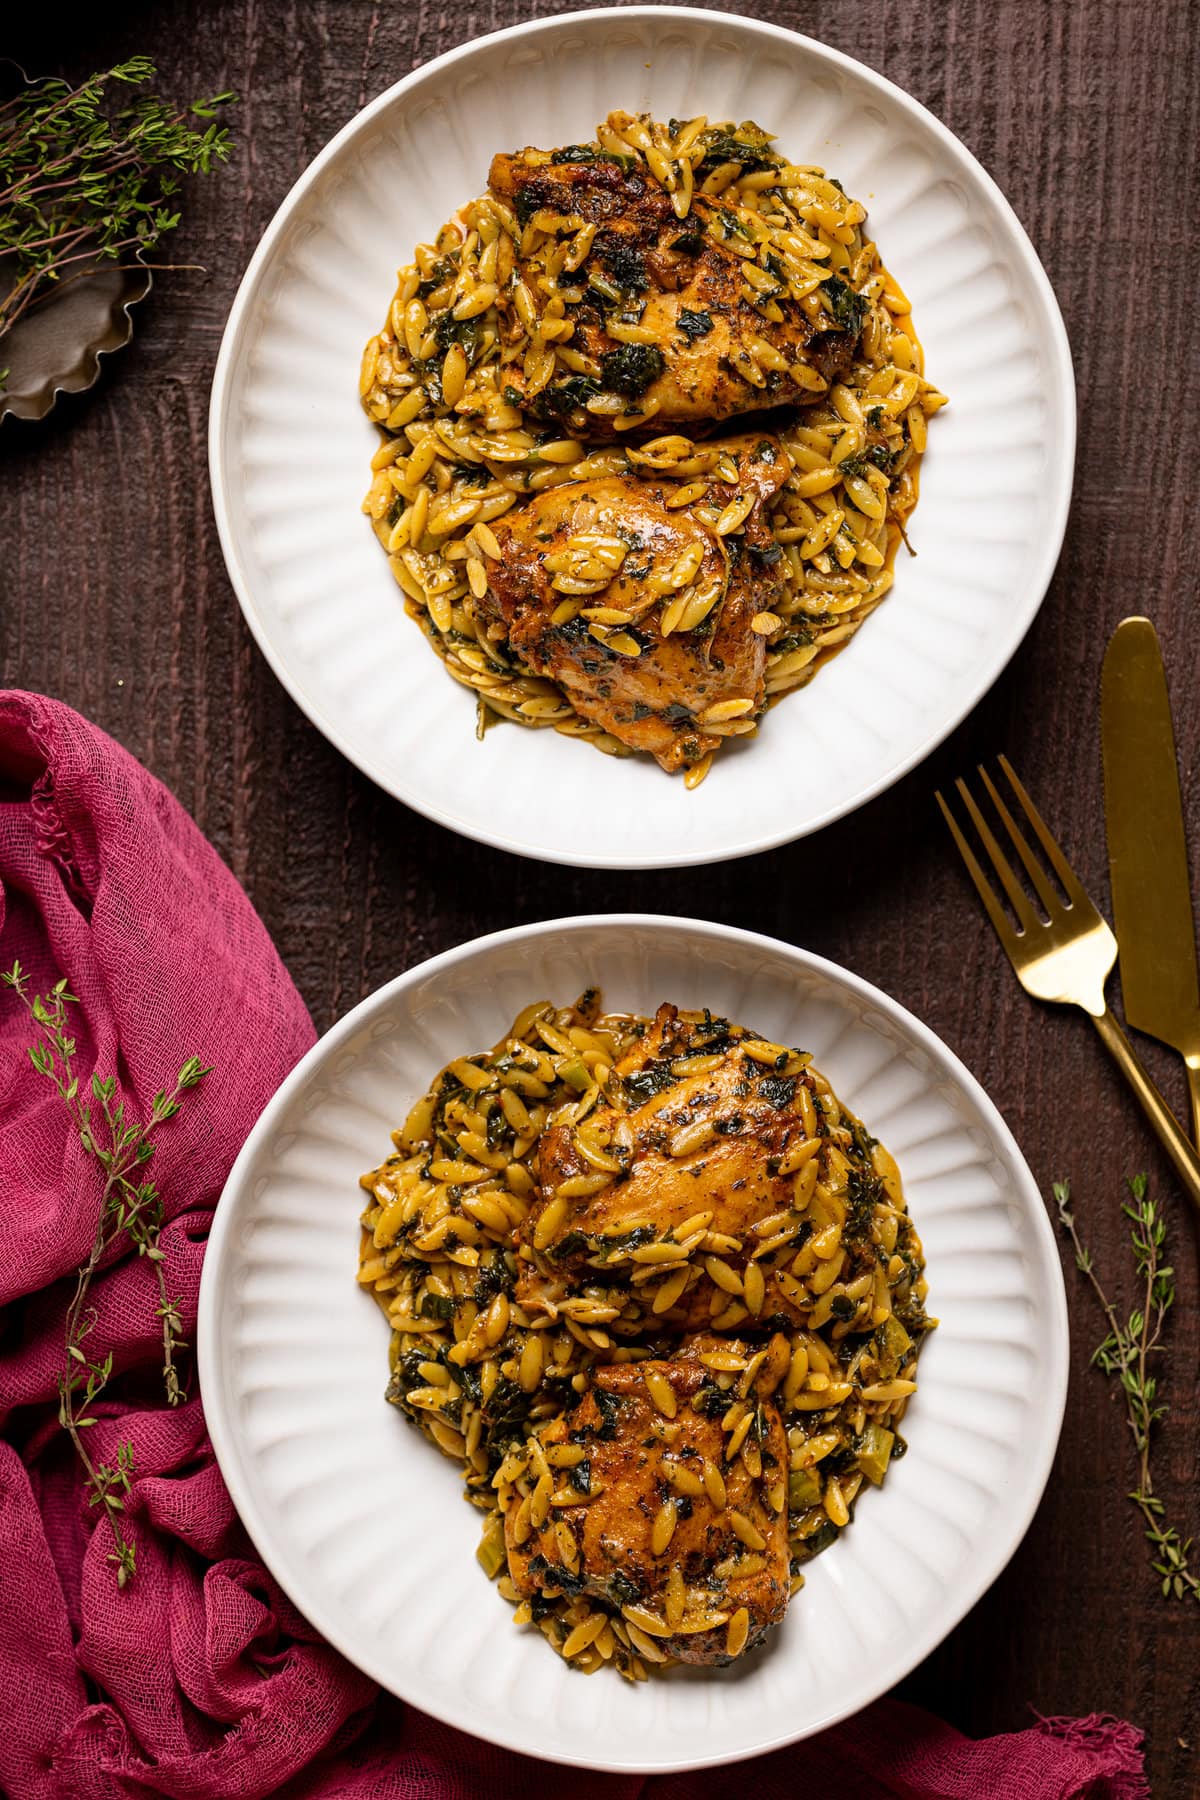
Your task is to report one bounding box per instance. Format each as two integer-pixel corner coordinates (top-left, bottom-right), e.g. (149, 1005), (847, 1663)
(1055, 1175), (1198, 1604)
(3, 962), (210, 1587)
(0, 57), (233, 359)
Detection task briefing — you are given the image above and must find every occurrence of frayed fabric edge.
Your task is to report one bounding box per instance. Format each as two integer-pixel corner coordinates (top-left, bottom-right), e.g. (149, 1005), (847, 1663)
(1035, 1713), (1150, 1800)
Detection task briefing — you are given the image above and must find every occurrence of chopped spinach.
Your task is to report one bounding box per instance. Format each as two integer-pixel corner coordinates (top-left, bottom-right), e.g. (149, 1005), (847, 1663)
(472, 1256), (509, 1305)
(481, 1376), (533, 1470)
(419, 1292), (456, 1321)
(513, 185), (545, 229)
(594, 231), (648, 293)
(758, 1074), (796, 1110)
(592, 1384), (622, 1440)
(676, 307), (714, 340)
(693, 1384), (729, 1418)
(608, 1568), (642, 1607)
(848, 1117), (879, 1158)
(530, 373), (602, 424)
(621, 1059), (680, 1102)
(550, 144), (634, 167)
(773, 626), (815, 653)
(795, 1520), (840, 1559)
(820, 273), (867, 336)
(697, 130), (777, 176)
(416, 257), (454, 298)
(526, 1552), (586, 1598)
(842, 445), (896, 481)
(551, 1230), (591, 1261)
(599, 343), (665, 397)
(433, 308), (483, 358)
(844, 1166), (884, 1249)
(457, 1362), (483, 1406)
(602, 1224), (654, 1253)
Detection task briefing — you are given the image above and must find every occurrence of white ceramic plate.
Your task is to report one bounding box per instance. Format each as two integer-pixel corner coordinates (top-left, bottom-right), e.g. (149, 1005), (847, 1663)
(208, 7), (1075, 870)
(198, 915), (1068, 1773)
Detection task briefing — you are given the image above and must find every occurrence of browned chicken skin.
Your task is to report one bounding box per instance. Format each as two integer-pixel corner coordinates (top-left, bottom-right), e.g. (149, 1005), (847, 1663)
(481, 437), (789, 770)
(489, 151), (856, 425)
(504, 1349), (790, 1664)
(516, 1004), (820, 1327)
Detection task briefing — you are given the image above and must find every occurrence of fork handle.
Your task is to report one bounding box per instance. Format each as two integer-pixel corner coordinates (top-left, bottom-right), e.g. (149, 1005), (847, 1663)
(1189, 1062), (1200, 1151)
(1091, 1009), (1200, 1217)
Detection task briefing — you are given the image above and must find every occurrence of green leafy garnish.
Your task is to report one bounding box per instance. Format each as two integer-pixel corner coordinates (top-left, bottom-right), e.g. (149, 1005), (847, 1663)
(599, 343), (665, 397)
(2, 961), (211, 1588)
(0, 59), (234, 371)
(820, 274), (867, 336)
(1055, 1175), (1198, 1604)
(530, 373), (602, 424)
(676, 308), (714, 340)
(697, 127), (777, 176)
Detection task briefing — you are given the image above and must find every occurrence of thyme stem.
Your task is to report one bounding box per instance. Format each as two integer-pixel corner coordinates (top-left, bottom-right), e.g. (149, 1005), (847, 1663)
(3, 961), (210, 1586)
(1054, 1175), (1197, 1604)
(0, 58), (234, 366)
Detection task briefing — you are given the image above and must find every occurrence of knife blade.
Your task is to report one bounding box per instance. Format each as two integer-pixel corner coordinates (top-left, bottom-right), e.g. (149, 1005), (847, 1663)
(1100, 616), (1200, 1140)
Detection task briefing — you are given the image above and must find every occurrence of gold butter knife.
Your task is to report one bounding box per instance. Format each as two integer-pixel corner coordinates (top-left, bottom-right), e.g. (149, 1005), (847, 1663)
(1101, 617), (1200, 1141)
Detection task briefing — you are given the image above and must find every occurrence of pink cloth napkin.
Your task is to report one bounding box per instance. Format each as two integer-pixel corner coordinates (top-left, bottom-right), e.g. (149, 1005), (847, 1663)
(0, 691), (1147, 1800)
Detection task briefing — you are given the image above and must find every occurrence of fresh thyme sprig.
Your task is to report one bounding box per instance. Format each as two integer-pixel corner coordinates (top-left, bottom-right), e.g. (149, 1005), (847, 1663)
(0, 57), (234, 358)
(3, 960), (210, 1587)
(1054, 1175), (1198, 1603)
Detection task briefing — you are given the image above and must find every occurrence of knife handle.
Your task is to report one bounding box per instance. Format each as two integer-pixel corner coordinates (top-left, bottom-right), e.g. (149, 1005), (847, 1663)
(1091, 1009), (1200, 1217)
(1189, 1062), (1200, 1150)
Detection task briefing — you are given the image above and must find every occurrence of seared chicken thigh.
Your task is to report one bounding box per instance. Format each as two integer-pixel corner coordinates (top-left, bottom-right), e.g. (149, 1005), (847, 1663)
(480, 435), (789, 771)
(489, 149), (859, 427)
(516, 1003), (822, 1327)
(504, 1349), (790, 1665)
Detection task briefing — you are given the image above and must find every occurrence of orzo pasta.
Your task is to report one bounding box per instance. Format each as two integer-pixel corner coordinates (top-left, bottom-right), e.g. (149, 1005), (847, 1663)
(361, 112), (945, 784)
(357, 992), (933, 1678)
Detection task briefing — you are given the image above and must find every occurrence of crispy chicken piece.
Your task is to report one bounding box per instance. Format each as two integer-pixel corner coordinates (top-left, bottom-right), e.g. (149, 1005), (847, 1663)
(504, 1348), (790, 1664)
(489, 150), (858, 426)
(516, 1004), (819, 1327)
(480, 436), (789, 771)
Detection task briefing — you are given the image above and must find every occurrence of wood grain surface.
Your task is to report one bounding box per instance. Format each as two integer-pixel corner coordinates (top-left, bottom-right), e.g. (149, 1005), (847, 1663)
(4, 1), (1200, 1789)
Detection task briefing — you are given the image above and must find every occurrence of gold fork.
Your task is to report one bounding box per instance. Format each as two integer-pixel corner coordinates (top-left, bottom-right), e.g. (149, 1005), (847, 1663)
(937, 754), (1200, 1217)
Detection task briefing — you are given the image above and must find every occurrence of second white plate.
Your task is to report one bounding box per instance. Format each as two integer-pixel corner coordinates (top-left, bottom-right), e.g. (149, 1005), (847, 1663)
(198, 915), (1069, 1773)
(208, 6), (1075, 869)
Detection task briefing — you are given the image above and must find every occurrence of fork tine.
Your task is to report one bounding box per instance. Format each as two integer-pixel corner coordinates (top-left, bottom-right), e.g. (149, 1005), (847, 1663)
(978, 765), (1061, 915)
(997, 755), (1089, 908)
(953, 777), (1038, 932)
(935, 789), (1021, 957)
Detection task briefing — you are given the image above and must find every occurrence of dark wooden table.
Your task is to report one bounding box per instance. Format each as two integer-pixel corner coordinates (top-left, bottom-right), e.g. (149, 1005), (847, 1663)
(5, 1), (1199, 1790)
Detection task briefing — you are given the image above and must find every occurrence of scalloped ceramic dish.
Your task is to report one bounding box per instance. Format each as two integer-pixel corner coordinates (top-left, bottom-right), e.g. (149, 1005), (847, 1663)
(198, 915), (1069, 1773)
(208, 7), (1074, 870)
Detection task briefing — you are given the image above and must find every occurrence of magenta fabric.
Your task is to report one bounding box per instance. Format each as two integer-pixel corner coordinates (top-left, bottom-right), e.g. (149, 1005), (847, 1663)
(0, 691), (1147, 1800)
